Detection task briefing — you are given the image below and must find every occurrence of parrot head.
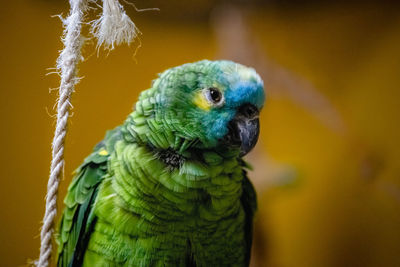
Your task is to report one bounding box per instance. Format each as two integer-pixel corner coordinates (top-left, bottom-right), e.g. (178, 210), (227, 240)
(133, 60), (265, 157)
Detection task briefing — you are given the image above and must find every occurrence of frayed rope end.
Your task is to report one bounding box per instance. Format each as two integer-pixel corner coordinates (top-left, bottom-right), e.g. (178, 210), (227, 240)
(91, 0), (139, 51)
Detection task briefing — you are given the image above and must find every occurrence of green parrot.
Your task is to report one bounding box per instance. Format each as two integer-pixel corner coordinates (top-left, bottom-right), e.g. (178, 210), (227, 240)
(56, 60), (265, 267)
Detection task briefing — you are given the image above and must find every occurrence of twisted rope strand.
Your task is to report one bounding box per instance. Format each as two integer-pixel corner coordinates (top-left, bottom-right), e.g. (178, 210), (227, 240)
(38, 1), (138, 266)
(38, 0), (88, 266)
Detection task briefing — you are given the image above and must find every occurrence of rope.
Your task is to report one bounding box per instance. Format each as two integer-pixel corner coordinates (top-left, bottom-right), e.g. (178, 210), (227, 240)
(38, 1), (138, 266)
(38, 0), (88, 266)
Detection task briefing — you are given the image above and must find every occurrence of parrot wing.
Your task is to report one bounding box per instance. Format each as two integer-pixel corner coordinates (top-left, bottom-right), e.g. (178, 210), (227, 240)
(56, 128), (121, 267)
(241, 169), (258, 266)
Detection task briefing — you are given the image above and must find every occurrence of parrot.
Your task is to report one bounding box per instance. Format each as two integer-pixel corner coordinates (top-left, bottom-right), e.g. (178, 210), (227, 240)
(56, 60), (265, 267)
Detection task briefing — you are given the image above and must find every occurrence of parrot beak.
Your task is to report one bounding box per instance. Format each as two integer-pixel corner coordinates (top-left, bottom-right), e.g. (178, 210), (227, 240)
(236, 117), (260, 156)
(227, 104), (260, 157)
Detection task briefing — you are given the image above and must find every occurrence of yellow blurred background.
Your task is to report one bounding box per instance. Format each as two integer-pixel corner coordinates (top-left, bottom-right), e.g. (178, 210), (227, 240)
(1, 0), (400, 266)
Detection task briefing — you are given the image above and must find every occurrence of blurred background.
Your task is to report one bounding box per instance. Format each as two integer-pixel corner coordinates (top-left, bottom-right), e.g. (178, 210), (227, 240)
(1, 0), (400, 266)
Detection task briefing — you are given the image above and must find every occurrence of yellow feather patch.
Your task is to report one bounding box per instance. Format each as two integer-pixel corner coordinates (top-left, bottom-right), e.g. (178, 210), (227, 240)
(98, 149), (108, 156)
(193, 91), (211, 111)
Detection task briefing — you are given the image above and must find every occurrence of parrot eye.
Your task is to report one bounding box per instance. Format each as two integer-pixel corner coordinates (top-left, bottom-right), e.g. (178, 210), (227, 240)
(206, 87), (224, 105)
